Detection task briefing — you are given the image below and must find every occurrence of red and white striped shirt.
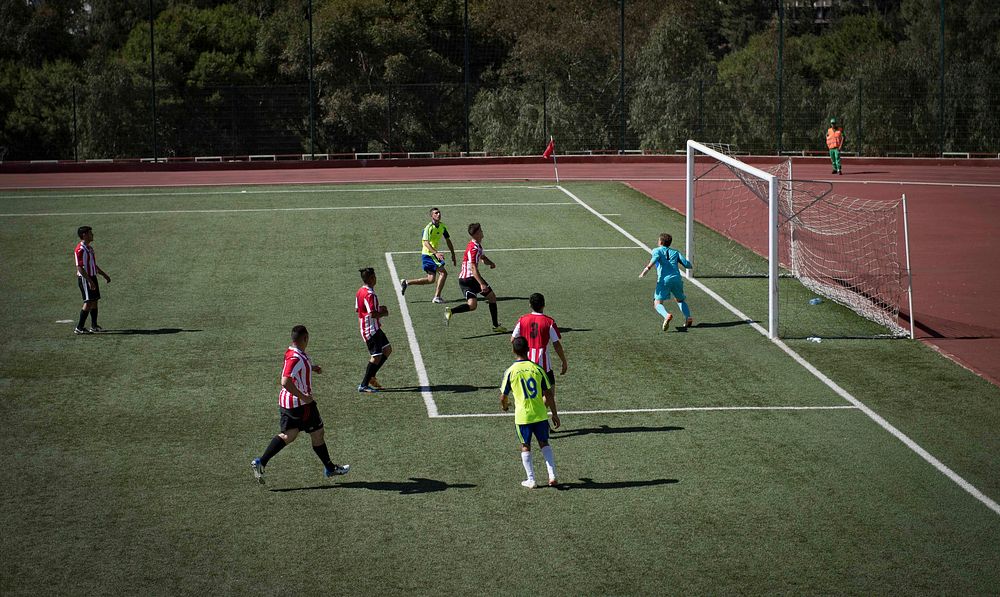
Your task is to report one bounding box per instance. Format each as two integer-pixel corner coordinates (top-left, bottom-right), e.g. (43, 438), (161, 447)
(511, 312), (561, 372)
(74, 241), (97, 277)
(459, 239), (483, 279)
(278, 345), (312, 408)
(356, 285), (381, 340)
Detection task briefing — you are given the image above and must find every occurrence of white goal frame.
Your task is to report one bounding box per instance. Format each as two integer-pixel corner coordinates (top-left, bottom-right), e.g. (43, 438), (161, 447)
(685, 139), (914, 340)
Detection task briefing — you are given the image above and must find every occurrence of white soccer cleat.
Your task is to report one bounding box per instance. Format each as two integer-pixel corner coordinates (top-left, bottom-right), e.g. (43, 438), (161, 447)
(250, 458), (265, 485)
(432, 296), (445, 304)
(662, 314), (673, 331)
(325, 464), (350, 477)
(521, 479), (537, 489)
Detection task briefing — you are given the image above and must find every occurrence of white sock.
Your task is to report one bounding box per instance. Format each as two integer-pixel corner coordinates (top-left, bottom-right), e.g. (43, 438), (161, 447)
(520, 451), (534, 482)
(541, 445), (556, 480)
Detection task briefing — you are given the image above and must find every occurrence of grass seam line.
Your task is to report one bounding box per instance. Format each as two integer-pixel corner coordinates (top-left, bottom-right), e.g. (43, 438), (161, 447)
(0, 184), (559, 200)
(433, 405), (860, 418)
(557, 183), (1000, 517)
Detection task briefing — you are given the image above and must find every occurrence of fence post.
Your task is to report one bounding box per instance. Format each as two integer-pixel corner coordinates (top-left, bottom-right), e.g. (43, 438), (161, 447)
(697, 78), (704, 138)
(148, 0), (158, 162)
(856, 79), (862, 157)
(939, 0), (945, 156)
(72, 84), (78, 162)
(542, 81), (548, 141)
(776, 0), (784, 156)
(307, 0), (316, 159)
(619, 0), (625, 153)
(463, 0), (470, 154)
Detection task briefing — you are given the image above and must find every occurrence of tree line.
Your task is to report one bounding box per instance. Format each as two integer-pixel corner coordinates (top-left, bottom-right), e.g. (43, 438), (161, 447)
(1, 0), (997, 160)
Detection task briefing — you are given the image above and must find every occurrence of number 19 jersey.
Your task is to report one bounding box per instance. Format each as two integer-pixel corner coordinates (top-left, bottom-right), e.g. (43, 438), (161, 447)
(501, 359), (552, 425)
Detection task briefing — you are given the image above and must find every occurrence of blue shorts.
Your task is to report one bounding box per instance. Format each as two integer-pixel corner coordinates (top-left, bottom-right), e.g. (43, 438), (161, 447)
(654, 276), (685, 302)
(421, 254), (445, 274)
(516, 420), (550, 447)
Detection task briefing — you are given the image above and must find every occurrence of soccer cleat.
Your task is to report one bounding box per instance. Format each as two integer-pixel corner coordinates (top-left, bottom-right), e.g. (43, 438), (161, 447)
(88, 325), (105, 333)
(74, 327), (92, 335)
(400, 279), (408, 295)
(432, 296), (445, 304)
(250, 458), (266, 485)
(492, 325), (509, 333)
(444, 308), (453, 326)
(685, 317), (694, 328)
(838, 170), (843, 175)
(325, 463), (350, 477)
(548, 479), (559, 487)
(368, 377), (384, 390)
(521, 479), (537, 489)
(357, 384), (379, 393)
(832, 170), (837, 174)
(662, 314), (673, 331)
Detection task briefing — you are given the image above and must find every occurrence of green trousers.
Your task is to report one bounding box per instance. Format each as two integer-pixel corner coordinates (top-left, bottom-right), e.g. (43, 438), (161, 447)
(829, 148), (841, 172)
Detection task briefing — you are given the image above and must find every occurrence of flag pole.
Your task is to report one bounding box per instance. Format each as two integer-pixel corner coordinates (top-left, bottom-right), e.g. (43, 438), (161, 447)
(553, 151), (560, 184)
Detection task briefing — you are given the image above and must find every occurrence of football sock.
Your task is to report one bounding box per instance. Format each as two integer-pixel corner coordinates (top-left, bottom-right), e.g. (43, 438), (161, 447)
(89, 308), (99, 326)
(541, 445), (557, 480)
(373, 352), (389, 375)
(679, 301), (690, 318)
(655, 303), (669, 319)
(362, 361), (379, 386)
(312, 442), (333, 467)
(488, 303), (499, 327)
(260, 435), (287, 466)
(520, 451), (534, 482)
(77, 310), (89, 329)
(451, 304), (471, 315)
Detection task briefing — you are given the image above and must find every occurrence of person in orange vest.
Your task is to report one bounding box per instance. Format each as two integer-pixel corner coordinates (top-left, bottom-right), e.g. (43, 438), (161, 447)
(826, 117), (845, 175)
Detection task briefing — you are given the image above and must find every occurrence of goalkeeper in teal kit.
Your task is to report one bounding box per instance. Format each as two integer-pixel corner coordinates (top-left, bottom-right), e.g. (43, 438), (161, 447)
(639, 233), (693, 331)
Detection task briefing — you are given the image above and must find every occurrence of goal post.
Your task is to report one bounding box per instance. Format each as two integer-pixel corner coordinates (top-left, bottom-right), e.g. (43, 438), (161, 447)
(686, 140), (781, 337)
(685, 139), (914, 340)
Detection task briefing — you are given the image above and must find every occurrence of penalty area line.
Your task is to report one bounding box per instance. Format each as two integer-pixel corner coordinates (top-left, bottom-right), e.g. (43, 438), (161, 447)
(384, 252), (438, 418)
(557, 184), (1000, 517)
(432, 405), (859, 418)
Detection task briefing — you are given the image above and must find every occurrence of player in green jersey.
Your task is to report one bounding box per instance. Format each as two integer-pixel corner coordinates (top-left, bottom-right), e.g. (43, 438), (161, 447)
(400, 207), (457, 304)
(501, 336), (561, 488)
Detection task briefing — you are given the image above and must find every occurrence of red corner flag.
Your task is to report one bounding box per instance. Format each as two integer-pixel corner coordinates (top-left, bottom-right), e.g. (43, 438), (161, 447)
(542, 137), (555, 159)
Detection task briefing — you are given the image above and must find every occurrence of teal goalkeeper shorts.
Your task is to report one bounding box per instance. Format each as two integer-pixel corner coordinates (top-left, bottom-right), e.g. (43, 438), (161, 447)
(654, 276), (686, 302)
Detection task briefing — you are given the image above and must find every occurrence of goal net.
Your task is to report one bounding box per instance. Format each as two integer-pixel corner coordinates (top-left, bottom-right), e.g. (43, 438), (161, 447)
(685, 140), (913, 339)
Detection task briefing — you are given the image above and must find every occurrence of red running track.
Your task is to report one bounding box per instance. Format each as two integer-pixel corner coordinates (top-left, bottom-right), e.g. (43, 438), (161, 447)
(2, 157), (998, 385)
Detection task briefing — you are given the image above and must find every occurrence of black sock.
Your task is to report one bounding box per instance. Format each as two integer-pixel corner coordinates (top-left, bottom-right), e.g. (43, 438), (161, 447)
(362, 361), (379, 386)
(451, 304), (471, 314)
(89, 307), (99, 326)
(488, 302), (499, 327)
(260, 435), (287, 466)
(77, 310), (89, 329)
(313, 443), (332, 468)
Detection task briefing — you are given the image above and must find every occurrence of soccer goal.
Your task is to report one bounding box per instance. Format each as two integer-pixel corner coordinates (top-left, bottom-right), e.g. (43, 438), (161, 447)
(684, 140), (914, 340)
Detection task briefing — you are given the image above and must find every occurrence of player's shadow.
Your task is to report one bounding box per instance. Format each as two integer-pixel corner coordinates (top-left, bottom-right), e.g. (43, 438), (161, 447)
(686, 320), (750, 329)
(462, 327), (592, 340)
(98, 328), (202, 335)
(552, 424), (684, 438)
(270, 477), (476, 495)
(380, 384), (494, 393)
(552, 478), (679, 491)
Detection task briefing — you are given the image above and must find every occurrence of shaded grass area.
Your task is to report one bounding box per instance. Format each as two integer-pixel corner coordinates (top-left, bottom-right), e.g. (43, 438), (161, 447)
(1, 181), (998, 595)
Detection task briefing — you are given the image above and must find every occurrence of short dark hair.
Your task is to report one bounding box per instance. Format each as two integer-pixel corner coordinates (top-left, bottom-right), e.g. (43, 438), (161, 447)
(359, 267), (375, 282)
(77, 226), (92, 239)
(659, 233), (672, 247)
(529, 292), (545, 312)
(512, 336), (529, 357)
(468, 222), (481, 236)
(429, 207), (440, 215)
(291, 325), (308, 343)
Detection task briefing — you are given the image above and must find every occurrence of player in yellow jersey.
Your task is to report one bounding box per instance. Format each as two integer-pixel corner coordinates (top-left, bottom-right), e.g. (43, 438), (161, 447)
(400, 207), (456, 304)
(501, 336), (561, 488)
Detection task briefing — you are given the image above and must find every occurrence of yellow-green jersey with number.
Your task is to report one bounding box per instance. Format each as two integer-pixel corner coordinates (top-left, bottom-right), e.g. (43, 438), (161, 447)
(501, 359), (552, 425)
(421, 222), (450, 256)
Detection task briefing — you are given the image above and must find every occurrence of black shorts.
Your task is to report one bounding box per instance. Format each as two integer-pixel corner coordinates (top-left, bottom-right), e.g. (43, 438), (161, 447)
(77, 276), (101, 302)
(279, 403), (324, 433)
(458, 277), (492, 300)
(365, 329), (391, 356)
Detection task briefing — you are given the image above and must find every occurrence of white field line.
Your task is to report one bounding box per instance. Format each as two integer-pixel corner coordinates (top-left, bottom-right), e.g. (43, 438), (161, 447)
(0, 201), (574, 218)
(0, 184), (557, 200)
(390, 246), (640, 255)
(434, 405), (860, 418)
(384, 252), (438, 418)
(557, 184), (1000, 516)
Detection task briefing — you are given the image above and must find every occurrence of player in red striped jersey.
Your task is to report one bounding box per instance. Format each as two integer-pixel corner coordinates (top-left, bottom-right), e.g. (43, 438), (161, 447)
(250, 325), (350, 484)
(511, 293), (568, 396)
(444, 223), (507, 332)
(73, 226), (111, 335)
(356, 267), (392, 393)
